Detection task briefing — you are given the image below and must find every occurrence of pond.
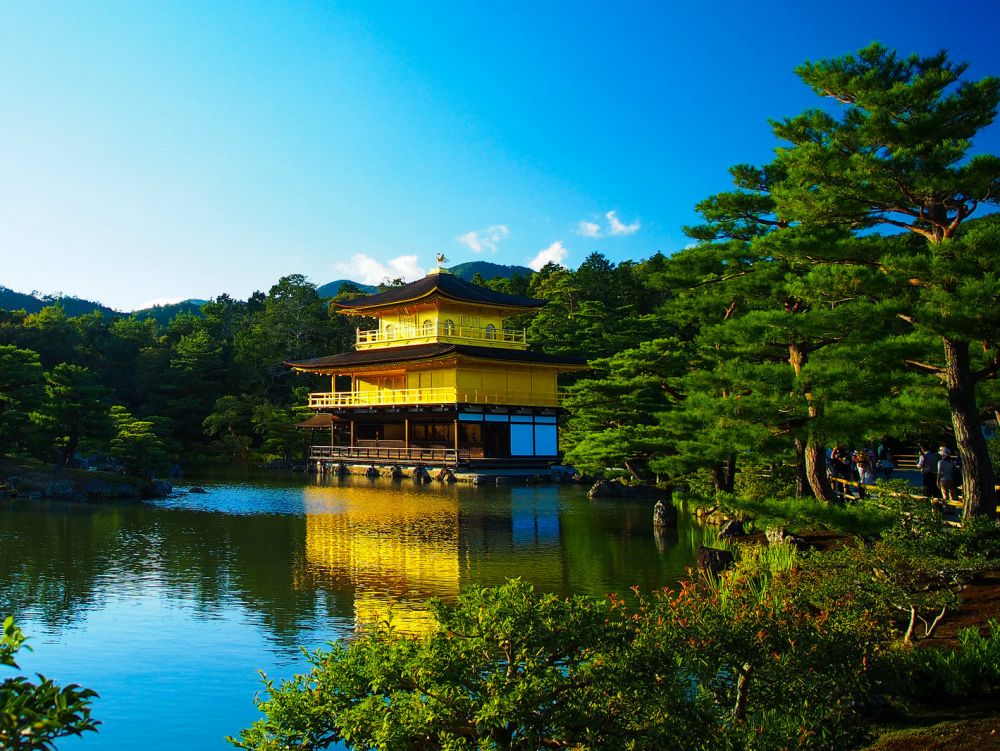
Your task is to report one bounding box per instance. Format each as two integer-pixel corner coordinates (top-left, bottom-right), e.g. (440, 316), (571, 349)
(0, 472), (715, 749)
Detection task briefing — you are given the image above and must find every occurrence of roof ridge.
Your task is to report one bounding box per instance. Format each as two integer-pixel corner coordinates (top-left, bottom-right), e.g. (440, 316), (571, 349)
(333, 272), (546, 312)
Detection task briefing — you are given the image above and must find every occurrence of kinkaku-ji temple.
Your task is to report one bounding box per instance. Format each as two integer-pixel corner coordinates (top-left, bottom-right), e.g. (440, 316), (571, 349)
(286, 267), (587, 473)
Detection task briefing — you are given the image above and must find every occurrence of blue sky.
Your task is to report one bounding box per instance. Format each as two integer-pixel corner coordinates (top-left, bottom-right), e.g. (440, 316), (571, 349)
(1, 0), (997, 311)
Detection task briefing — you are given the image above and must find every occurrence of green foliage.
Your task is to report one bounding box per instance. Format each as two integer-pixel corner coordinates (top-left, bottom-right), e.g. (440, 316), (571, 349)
(891, 620), (1000, 699)
(0, 346), (44, 456)
(678, 42), (1000, 513)
(527, 254), (659, 361)
(0, 270), (355, 465)
(233, 577), (880, 751)
(1, 616), (99, 750)
(678, 467), (717, 501)
(231, 580), (700, 750)
(32, 363), (112, 466)
(720, 495), (895, 536)
(732, 461), (796, 503)
(109, 405), (169, 476)
(251, 396), (311, 461)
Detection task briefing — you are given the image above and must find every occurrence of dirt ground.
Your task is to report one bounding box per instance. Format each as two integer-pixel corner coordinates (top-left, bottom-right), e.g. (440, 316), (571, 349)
(931, 570), (1000, 642)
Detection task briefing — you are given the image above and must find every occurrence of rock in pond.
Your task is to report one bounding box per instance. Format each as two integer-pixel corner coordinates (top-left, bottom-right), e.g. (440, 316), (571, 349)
(147, 479), (173, 498)
(717, 519), (745, 539)
(652, 499), (678, 529)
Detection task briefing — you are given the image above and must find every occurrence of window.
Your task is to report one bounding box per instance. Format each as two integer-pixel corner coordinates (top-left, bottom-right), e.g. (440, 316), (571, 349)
(384, 324), (395, 339)
(443, 319), (456, 335)
(485, 324), (496, 340)
(422, 319), (434, 336)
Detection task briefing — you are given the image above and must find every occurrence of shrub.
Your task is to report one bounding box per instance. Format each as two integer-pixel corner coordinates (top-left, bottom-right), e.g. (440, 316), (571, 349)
(233, 579), (880, 751)
(733, 462), (796, 503)
(890, 619), (1000, 699)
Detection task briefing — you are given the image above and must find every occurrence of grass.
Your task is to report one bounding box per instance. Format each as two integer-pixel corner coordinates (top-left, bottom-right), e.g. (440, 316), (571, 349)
(686, 492), (897, 536)
(865, 708), (1000, 750)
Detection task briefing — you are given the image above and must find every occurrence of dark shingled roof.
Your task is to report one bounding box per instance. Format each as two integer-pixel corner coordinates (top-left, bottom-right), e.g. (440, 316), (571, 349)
(286, 343), (586, 371)
(333, 272), (546, 312)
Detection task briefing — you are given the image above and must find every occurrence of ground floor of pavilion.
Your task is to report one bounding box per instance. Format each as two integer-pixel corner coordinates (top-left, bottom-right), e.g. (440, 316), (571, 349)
(299, 403), (563, 469)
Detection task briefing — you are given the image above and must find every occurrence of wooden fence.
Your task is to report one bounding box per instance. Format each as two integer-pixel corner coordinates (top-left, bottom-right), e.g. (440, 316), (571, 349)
(828, 475), (1000, 524)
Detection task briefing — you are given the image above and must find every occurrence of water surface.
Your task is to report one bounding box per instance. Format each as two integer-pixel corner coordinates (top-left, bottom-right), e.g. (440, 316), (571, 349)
(0, 473), (711, 749)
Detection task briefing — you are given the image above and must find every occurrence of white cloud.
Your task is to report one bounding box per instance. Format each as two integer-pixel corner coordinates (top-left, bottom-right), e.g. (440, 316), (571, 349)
(575, 210), (641, 238)
(456, 224), (509, 254)
(529, 241), (568, 271)
(605, 210), (640, 236)
(335, 254), (426, 285)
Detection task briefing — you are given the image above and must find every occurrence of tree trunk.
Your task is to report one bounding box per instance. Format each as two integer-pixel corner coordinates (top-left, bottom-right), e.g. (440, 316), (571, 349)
(942, 337), (997, 518)
(60, 432), (80, 469)
(788, 342), (836, 502)
(804, 434), (835, 502)
(794, 438), (808, 498)
(711, 453), (736, 493)
(623, 459), (645, 483)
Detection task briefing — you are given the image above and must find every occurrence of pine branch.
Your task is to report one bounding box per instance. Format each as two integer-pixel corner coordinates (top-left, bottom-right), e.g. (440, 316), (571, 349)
(905, 359), (947, 379)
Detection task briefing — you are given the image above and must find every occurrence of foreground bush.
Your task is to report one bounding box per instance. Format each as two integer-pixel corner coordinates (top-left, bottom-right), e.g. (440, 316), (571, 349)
(1, 616), (98, 751)
(231, 579), (878, 751)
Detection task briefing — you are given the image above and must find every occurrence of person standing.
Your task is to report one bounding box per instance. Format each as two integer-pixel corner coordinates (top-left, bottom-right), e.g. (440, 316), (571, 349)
(917, 445), (939, 498)
(937, 450), (958, 502)
(878, 447), (895, 480)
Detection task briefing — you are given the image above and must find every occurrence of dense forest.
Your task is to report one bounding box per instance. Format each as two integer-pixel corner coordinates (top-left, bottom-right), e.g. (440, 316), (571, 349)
(1, 43), (998, 516)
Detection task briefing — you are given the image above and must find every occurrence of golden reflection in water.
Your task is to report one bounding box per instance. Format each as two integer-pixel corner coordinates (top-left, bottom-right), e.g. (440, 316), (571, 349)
(302, 484), (460, 636)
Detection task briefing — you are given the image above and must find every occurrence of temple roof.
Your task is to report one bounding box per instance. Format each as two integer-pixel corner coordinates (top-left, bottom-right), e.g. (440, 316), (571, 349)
(286, 343), (586, 371)
(333, 271), (546, 313)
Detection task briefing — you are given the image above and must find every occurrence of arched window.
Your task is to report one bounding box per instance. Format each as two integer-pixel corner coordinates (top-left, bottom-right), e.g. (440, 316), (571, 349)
(384, 324), (395, 340)
(485, 324), (497, 340)
(443, 319), (456, 335)
(422, 319), (434, 336)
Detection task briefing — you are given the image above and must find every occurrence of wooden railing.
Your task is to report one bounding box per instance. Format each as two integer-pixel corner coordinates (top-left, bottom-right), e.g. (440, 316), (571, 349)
(356, 323), (527, 349)
(311, 445), (463, 465)
(308, 387), (559, 408)
(828, 476), (1000, 523)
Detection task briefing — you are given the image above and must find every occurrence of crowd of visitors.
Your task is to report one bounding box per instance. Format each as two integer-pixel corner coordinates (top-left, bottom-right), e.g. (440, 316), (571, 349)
(827, 445), (896, 483)
(827, 443), (961, 501)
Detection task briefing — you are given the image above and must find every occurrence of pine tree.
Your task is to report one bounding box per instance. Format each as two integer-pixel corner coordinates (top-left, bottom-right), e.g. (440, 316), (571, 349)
(690, 44), (1000, 517)
(34, 364), (112, 467)
(0, 346), (44, 456)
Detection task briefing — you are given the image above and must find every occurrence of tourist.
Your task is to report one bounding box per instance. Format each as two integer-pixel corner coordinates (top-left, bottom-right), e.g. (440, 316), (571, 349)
(858, 459), (876, 487)
(877, 447), (894, 480)
(917, 444), (939, 498)
(828, 446), (849, 479)
(937, 449), (958, 502)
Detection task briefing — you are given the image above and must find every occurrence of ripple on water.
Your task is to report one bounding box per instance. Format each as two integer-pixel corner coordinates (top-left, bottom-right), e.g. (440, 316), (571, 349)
(1, 475), (710, 750)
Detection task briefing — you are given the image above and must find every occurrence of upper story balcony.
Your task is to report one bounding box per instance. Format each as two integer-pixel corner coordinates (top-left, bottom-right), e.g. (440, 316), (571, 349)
(356, 322), (527, 350)
(308, 386), (560, 408)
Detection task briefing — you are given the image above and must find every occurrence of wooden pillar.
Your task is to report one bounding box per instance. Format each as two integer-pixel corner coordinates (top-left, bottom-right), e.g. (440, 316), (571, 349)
(404, 418), (410, 449)
(454, 418), (459, 452)
(350, 419), (355, 448)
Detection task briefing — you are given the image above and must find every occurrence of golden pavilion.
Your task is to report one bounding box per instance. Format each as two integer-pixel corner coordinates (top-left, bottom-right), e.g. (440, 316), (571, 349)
(286, 268), (586, 470)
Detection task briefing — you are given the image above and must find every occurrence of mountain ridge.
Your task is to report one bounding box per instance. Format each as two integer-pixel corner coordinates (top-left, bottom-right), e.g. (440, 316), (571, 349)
(0, 262), (535, 320)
